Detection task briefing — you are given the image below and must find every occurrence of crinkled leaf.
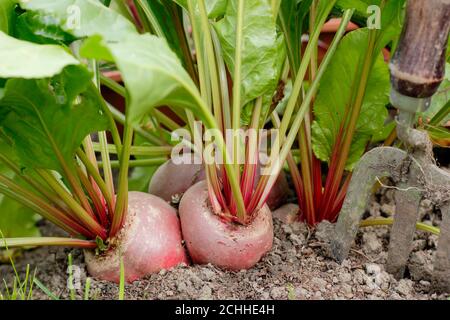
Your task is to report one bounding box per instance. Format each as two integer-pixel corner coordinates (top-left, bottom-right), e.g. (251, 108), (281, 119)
(214, 0), (285, 106)
(312, 28), (390, 170)
(81, 33), (203, 126)
(0, 31), (79, 79)
(14, 11), (77, 45)
(18, 0), (136, 41)
(0, 65), (109, 172)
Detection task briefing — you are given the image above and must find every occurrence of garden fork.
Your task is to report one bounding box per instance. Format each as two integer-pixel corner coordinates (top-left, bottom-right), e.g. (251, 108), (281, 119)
(331, 0), (450, 292)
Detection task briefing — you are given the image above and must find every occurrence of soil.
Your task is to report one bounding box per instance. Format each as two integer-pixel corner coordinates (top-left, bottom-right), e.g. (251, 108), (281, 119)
(1, 185), (448, 300)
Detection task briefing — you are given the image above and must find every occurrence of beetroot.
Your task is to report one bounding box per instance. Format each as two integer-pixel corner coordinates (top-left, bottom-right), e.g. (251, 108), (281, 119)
(179, 181), (273, 270)
(272, 203), (300, 224)
(85, 192), (188, 283)
(148, 160), (205, 202)
(149, 160), (289, 210)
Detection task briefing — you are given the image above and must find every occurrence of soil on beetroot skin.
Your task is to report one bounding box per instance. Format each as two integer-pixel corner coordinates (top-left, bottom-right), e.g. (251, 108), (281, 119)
(0, 187), (448, 300)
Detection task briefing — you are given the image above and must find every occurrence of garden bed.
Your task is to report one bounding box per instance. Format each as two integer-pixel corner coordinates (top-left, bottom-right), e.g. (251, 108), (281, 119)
(1, 189), (447, 300)
(1, 0), (449, 302)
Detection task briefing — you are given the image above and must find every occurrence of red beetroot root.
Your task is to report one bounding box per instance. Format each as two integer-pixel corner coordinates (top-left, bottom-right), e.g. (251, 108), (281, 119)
(148, 160), (205, 202)
(149, 160), (289, 210)
(85, 192), (188, 283)
(179, 181), (273, 270)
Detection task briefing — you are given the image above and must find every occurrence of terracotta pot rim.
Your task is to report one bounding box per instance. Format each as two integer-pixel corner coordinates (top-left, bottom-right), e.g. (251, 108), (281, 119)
(102, 70), (122, 82)
(322, 18), (359, 33)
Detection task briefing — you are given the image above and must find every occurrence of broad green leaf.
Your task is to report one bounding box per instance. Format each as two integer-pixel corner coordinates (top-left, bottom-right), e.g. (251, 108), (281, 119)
(0, 195), (41, 239)
(110, 0), (135, 23)
(0, 0), (15, 34)
(141, 0), (189, 65)
(128, 134), (159, 192)
(0, 65), (109, 172)
(334, 0), (381, 26)
(0, 31), (79, 79)
(174, 0), (228, 18)
(18, 0), (137, 41)
(312, 28), (390, 170)
(80, 33), (203, 126)
(336, 0), (380, 17)
(279, 0), (312, 71)
(14, 11), (77, 45)
(128, 166), (157, 192)
(204, 0), (227, 18)
(0, 142), (40, 240)
(214, 0), (285, 106)
(371, 120), (395, 143)
(335, 0), (405, 46)
(375, 0), (405, 52)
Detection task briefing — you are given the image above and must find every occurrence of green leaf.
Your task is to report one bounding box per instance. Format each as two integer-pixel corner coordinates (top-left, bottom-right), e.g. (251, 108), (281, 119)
(0, 195), (41, 239)
(424, 125), (450, 146)
(375, 0), (405, 52)
(279, 0), (312, 71)
(335, 0), (405, 46)
(109, 0), (135, 22)
(80, 33), (204, 126)
(312, 28), (390, 170)
(0, 31), (79, 79)
(174, 0), (228, 18)
(128, 134), (159, 192)
(336, 0), (381, 17)
(18, 0), (136, 41)
(0, 65), (109, 172)
(214, 0), (285, 106)
(371, 120), (395, 143)
(14, 11), (77, 45)
(140, 0), (188, 64)
(0, 142), (40, 240)
(424, 63), (450, 125)
(0, 0), (15, 34)
(204, 0), (227, 18)
(128, 166), (157, 192)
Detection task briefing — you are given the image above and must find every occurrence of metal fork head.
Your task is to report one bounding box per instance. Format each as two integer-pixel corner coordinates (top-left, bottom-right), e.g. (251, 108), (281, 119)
(331, 124), (450, 293)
